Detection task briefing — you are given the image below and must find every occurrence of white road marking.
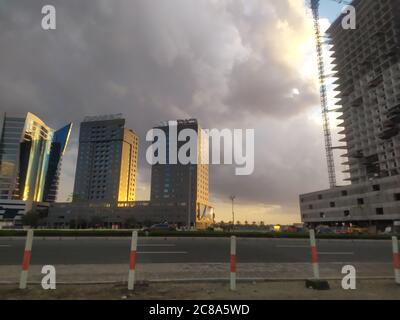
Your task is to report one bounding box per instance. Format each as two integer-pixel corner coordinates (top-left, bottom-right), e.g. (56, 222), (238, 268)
(319, 252), (354, 255)
(138, 251), (187, 254)
(138, 244), (176, 247)
(276, 245), (309, 248)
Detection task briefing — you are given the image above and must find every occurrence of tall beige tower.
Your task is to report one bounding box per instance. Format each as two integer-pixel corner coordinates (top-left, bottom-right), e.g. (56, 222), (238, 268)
(73, 115), (139, 204)
(118, 128), (139, 202)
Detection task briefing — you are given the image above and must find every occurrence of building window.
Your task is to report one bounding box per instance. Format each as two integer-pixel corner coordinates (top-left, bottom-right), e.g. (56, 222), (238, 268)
(308, 204), (313, 210)
(344, 210), (350, 217)
(373, 184), (380, 191)
(330, 202), (336, 208)
(341, 190), (348, 196)
(394, 193), (400, 201)
(357, 198), (364, 205)
(376, 208), (384, 215)
(318, 194), (323, 200)
(320, 212), (325, 218)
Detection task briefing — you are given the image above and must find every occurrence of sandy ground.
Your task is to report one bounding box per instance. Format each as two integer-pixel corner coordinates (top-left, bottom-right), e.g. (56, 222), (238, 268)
(0, 263), (394, 283)
(1, 280), (399, 300)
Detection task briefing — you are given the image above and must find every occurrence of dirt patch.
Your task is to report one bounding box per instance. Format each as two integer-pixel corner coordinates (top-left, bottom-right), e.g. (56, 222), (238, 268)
(0, 280), (399, 300)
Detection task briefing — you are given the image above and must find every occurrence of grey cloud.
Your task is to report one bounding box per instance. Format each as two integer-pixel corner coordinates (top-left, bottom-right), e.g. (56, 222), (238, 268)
(0, 0), (326, 221)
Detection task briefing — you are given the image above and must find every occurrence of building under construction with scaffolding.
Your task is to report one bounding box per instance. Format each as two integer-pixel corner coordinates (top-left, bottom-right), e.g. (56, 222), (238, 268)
(300, 0), (400, 231)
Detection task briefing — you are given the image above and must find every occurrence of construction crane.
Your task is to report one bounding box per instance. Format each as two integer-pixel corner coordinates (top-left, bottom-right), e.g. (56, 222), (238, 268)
(329, 0), (351, 4)
(309, 0), (346, 189)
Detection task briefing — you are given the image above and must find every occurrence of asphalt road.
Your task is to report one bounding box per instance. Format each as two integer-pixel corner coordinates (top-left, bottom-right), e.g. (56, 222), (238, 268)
(0, 237), (394, 265)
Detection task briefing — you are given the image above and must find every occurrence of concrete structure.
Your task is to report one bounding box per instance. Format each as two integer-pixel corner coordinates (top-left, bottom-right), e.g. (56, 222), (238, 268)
(150, 119), (212, 229)
(0, 200), (49, 226)
(46, 201), (207, 228)
(0, 112), (71, 222)
(300, 0), (400, 229)
(72, 114), (139, 203)
(301, 176), (400, 229)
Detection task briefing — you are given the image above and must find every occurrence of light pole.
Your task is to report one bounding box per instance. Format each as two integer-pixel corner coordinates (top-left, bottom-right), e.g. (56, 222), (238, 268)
(230, 195), (236, 231)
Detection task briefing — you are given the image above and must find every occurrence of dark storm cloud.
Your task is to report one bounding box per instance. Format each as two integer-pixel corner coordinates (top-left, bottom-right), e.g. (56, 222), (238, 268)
(0, 0), (326, 220)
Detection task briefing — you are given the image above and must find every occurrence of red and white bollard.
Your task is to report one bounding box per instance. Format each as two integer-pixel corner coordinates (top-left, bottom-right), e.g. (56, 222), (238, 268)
(309, 229), (320, 279)
(230, 236), (236, 291)
(128, 231), (138, 290)
(392, 236), (400, 285)
(306, 229), (329, 290)
(19, 229), (34, 289)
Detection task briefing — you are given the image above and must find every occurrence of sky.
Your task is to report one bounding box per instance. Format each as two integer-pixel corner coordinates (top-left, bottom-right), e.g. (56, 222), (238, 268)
(0, 0), (348, 225)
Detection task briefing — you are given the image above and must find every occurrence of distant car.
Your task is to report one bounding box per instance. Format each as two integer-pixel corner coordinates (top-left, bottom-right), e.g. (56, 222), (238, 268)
(384, 226), (393, 234)
(317, 227), (334, 234)
(143, 223), (176, 232)
(347, 227), (368, 235)
(332, 227), (348, 234)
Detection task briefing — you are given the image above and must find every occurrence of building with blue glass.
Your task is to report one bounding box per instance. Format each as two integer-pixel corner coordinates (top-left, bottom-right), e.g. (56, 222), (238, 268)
(0, 112), (72, 223)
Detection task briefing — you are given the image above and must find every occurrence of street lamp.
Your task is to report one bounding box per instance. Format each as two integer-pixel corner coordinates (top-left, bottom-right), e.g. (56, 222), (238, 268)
(230, 195), (236, 231)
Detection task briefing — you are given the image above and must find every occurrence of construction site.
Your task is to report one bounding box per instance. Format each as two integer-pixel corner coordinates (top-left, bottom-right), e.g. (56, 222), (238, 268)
(300, 0), (400, 232)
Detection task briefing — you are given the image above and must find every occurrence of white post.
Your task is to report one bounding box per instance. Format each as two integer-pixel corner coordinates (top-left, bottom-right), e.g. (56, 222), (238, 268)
(128, 231), (138, 290)
(19, 229), (34, 289)
(392, 236), (400, 284)
(230, 236), (236, 291)
(309, 229), (320, 279)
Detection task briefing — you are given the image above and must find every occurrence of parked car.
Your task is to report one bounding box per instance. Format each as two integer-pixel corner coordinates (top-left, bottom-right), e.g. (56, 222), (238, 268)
(143, 223), (176, 232)
(316, 226), (334, 234)
(347, 227), (368, 235)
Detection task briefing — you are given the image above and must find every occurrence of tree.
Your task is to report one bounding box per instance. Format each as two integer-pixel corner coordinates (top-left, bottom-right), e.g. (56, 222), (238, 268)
(70, 218), (88, 229)
(21, 210), (41, 228)
(143, 219), (154, 227)
(89, 216), (104, 229)
(124, 216), (137, 229)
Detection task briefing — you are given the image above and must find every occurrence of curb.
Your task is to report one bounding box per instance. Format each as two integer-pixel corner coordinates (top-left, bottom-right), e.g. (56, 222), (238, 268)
(0, 236), (394, 242)
(0, 276), (395, 286)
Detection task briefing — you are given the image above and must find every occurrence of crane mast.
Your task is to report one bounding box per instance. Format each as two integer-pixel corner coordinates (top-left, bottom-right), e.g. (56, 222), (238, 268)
(310, 0), (337, 188)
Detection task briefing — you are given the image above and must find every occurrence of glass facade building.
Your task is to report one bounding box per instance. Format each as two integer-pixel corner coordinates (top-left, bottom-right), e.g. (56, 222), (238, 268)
(150, 119), (213, 228)
(0, 112), (72, 203)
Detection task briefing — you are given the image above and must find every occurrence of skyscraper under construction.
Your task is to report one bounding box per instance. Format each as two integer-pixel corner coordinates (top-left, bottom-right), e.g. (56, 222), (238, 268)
(300, 0), (400, 230)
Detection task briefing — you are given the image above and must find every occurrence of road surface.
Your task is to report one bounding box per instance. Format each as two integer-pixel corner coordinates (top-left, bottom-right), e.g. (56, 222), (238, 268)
(0, 237), (394, 265)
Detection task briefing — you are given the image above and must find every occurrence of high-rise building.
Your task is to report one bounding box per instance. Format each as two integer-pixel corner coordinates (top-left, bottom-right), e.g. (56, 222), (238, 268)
(300, 0), (400, 230)
(0, 112), (72, 203)
(150, 119), (212, 228)
(73, 114), (139, 203)
(47, 118), (214, 229)
(331, 0), (400, 183)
